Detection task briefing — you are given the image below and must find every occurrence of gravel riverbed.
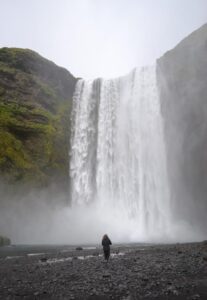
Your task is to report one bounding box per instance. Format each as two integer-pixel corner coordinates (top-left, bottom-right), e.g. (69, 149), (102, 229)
(0, 242), (207, 299)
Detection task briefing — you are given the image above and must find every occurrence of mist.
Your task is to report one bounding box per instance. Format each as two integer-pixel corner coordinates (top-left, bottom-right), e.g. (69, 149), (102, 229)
(0, 183), (206, 245)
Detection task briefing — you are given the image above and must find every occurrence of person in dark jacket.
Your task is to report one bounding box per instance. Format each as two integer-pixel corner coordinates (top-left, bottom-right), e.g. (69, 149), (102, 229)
(102, 234), (112, 261)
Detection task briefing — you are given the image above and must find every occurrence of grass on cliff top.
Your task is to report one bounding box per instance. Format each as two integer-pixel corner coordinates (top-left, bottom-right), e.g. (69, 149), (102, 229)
(0, 47), (47, 71)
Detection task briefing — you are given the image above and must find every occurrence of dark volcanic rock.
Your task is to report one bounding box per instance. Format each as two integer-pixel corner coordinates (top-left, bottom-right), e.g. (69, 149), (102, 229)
(39, 257), (48, 262)
(0, 243), (207, 299)
(157, 23), (207, 231)
(76, 247), (83, 251)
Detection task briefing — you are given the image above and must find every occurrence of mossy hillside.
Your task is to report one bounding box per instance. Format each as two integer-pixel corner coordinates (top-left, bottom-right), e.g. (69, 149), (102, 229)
(0, 235), (11, 246)
(0, 48), (75, 101)
(0, 101), (72, 186)
(0, 47), (76, 188)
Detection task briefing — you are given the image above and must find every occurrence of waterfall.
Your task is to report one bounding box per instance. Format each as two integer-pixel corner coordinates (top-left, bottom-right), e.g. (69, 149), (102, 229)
(70, 66), (171, 241)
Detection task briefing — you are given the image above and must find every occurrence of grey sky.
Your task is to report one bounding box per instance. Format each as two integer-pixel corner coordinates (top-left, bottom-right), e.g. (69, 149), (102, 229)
(0, 0), (207, 79)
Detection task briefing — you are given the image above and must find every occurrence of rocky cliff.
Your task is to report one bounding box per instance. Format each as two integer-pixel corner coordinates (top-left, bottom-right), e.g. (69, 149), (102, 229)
(157, 23), (207, 228)
(0, 48), (77, 190)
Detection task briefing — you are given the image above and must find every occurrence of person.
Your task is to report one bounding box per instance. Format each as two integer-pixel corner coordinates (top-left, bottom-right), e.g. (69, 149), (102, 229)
(102, 234), (112, 262)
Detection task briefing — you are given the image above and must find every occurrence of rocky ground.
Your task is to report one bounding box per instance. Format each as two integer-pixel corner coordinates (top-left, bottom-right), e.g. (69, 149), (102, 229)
(0, 242), (207, 299)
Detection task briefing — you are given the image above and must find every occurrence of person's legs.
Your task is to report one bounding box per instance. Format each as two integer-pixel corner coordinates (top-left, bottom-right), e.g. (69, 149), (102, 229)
(106, 250), (110, 261)
(104, 249), (109, 261)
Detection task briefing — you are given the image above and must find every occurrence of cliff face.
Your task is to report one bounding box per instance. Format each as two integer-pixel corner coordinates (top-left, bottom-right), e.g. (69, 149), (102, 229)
(157, 24), (207, 226)
(0, 48), (77, 190)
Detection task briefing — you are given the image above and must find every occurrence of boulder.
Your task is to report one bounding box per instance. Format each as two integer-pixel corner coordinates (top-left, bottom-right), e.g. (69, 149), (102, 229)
(76, 247), (83, 251)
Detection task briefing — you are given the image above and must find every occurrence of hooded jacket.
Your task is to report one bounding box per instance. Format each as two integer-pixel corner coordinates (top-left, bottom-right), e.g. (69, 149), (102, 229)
(102, 236), (112, 251)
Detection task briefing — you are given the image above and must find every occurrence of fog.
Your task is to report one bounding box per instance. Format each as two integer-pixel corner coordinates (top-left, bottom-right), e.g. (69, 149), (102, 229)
(0, 185), (206, 245)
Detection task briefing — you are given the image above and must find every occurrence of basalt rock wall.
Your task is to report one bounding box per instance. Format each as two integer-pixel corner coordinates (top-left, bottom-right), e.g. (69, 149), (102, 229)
(157, 24), (207, 229)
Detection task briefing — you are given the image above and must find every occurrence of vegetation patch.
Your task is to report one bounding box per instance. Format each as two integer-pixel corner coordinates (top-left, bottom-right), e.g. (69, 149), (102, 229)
(0, 47), (76, 189)
(0, 235), (11, 246)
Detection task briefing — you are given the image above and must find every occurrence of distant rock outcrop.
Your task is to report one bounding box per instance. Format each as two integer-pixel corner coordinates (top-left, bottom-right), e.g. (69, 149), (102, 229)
(0, 235), (11, 246)
(157, 23), (207, 228)
(0, 48), (77, 190)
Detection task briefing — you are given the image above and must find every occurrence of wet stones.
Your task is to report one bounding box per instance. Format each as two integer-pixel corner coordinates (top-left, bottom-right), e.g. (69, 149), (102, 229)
(76, 247), (83, 251)
(1, 242), (207, 299)
(102, 273), (111, 279)
(39, 257), (48, 262)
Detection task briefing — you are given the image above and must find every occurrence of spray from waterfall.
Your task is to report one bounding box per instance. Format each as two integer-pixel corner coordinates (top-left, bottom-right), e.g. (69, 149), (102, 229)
(70, 66), (171, 242)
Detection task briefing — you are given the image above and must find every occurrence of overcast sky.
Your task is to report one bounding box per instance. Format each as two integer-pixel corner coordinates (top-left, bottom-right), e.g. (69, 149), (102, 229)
(0, 0), (207, 79)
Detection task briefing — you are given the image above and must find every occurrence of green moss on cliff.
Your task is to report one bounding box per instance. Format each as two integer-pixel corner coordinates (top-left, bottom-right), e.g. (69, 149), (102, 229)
(0, 235), (11, 246)
(0, 47), (76, 188)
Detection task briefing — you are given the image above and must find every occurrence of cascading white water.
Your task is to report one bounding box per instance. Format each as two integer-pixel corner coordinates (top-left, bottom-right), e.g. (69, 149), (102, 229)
(70, 66), (171, 241)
